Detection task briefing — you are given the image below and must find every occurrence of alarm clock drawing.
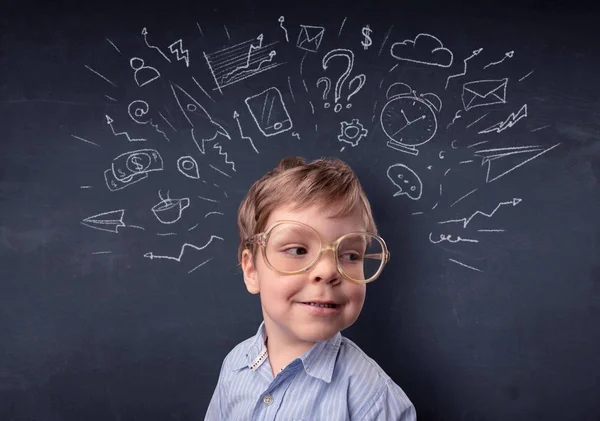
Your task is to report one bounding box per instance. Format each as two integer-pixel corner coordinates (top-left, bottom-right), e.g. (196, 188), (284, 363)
(380, 82), (442, 156)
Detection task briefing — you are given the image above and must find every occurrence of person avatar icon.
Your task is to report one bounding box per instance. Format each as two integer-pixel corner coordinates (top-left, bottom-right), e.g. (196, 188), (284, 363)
(130, 57), (160, 87)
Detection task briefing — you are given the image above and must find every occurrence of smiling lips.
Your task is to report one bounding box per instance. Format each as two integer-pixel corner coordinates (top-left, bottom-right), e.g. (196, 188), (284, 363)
(300, 301), (339, 309)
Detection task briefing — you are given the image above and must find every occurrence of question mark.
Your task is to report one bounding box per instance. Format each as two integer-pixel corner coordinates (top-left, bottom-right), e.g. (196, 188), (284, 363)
(345, 74), (367, 109)
(322, 49), (355, 113)
(316, 77), (332, 108)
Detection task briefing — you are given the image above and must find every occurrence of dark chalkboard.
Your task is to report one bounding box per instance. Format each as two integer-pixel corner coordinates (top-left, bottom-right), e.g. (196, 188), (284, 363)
(1, 0), (600, 420)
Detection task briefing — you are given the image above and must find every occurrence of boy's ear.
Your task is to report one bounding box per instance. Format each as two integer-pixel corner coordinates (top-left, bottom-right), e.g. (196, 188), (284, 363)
(241, 249), (260, 295)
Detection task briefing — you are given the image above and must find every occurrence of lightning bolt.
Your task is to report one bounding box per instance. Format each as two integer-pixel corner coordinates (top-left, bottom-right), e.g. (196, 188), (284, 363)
(438, 198), (522, 228)
(213, 142), (236, 172)
(478, 104), (527, 134)
(169, 39), (190, 67)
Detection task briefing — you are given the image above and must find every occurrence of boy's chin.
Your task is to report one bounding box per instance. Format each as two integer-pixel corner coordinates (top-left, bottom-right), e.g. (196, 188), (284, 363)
(294, 325), (342, 343)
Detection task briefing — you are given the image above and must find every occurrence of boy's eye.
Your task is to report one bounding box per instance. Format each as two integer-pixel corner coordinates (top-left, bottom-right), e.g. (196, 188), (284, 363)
(283, 246), (309, 256)
(340, 251), (363, 262)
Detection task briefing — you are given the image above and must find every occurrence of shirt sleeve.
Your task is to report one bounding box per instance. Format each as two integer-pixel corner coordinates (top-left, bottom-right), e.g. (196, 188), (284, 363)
(358, 379), (416, 421)
(204, 358), (229, 421)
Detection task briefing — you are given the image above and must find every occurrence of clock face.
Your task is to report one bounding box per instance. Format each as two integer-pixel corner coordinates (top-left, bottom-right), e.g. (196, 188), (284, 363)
(380, 96), (438, 147)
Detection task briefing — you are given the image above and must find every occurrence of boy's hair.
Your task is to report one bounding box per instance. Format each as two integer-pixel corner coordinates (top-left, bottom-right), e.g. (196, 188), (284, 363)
(237, 156), (377, 263)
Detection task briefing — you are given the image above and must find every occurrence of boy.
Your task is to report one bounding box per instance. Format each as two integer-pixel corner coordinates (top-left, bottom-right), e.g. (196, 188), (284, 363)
(205, 156), (416, 420)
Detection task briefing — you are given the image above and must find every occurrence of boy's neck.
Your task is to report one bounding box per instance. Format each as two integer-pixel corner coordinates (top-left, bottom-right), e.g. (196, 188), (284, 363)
(263, 325), (316, 376)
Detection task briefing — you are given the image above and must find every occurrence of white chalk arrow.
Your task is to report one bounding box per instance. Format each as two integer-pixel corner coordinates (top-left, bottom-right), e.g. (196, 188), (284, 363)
(233, 110), (258, 154)
(438, 198), (522, 228)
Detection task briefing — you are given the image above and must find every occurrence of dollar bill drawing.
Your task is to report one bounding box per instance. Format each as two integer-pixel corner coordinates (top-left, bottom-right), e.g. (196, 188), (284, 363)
(111, 149), (163, 182)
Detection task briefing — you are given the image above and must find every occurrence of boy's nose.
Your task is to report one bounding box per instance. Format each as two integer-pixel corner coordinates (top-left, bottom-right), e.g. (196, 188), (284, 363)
(309, 249), (341, 285)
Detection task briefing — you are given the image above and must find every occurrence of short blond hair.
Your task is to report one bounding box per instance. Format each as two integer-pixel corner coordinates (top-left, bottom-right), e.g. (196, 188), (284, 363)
(237, 156), (377, 263)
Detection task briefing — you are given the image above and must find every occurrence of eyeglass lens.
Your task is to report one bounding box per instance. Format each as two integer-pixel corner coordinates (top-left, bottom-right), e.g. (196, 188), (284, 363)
(264, 222), (385, 281)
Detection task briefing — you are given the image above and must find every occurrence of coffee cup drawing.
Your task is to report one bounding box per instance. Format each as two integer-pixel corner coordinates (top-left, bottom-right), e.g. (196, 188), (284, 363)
(387, 163), (423, 200)
(151, 190), (190, 224)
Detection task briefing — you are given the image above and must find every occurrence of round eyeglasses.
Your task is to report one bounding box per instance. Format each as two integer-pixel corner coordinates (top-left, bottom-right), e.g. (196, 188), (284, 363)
(244, 220), (390, 284)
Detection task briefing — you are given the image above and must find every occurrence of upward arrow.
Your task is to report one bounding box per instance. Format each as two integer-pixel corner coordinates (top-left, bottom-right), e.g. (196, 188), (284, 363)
(105, 114), (145, 142)
(233, 110), (259, 154)
(438, 198), (522, 229)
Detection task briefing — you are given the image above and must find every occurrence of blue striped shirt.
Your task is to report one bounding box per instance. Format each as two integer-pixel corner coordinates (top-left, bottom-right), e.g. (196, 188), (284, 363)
(205, 322), (416, 420)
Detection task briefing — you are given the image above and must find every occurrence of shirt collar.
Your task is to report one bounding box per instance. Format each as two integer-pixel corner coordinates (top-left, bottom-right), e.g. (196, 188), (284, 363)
(232, 321), (342, 383)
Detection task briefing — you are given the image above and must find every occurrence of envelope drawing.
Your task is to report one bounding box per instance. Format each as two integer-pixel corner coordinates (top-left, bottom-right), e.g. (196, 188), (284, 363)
(296, 25), (325, 53)
(462, 78), (508, 111)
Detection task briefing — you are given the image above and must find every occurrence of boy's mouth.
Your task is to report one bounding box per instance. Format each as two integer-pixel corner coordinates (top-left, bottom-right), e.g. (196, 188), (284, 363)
(301, 301), (339, 309)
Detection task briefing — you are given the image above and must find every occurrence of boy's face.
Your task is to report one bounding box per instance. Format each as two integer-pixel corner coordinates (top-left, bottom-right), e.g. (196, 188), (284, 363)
(242, 203), (367, 348)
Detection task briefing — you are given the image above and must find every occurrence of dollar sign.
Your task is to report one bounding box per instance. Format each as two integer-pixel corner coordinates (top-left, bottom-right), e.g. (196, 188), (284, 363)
(361, 25), (372, 50)
(131, 156), (144, 171)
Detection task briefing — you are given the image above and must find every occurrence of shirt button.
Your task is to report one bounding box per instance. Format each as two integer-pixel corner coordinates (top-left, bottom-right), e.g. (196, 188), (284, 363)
(263, 394), (274, 406)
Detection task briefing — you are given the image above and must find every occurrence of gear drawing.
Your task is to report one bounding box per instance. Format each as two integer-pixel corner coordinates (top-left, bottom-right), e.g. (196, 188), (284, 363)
(338, 119), (368, 147)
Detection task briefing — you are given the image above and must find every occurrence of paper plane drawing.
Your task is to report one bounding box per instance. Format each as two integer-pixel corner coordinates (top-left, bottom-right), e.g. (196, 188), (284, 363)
(473, 143), (560, 183)
(81, 209), (126, 233)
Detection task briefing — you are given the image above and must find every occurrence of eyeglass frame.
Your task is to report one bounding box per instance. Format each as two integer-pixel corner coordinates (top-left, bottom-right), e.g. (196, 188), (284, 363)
(244, 220), (391, 284)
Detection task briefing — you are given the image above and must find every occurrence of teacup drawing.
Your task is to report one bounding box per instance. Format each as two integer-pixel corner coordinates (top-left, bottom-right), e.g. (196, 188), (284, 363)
(152, 191), (190, 224)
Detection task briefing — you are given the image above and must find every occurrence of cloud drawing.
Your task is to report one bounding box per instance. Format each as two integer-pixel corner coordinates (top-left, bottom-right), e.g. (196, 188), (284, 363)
(390, 33), (454, 68)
